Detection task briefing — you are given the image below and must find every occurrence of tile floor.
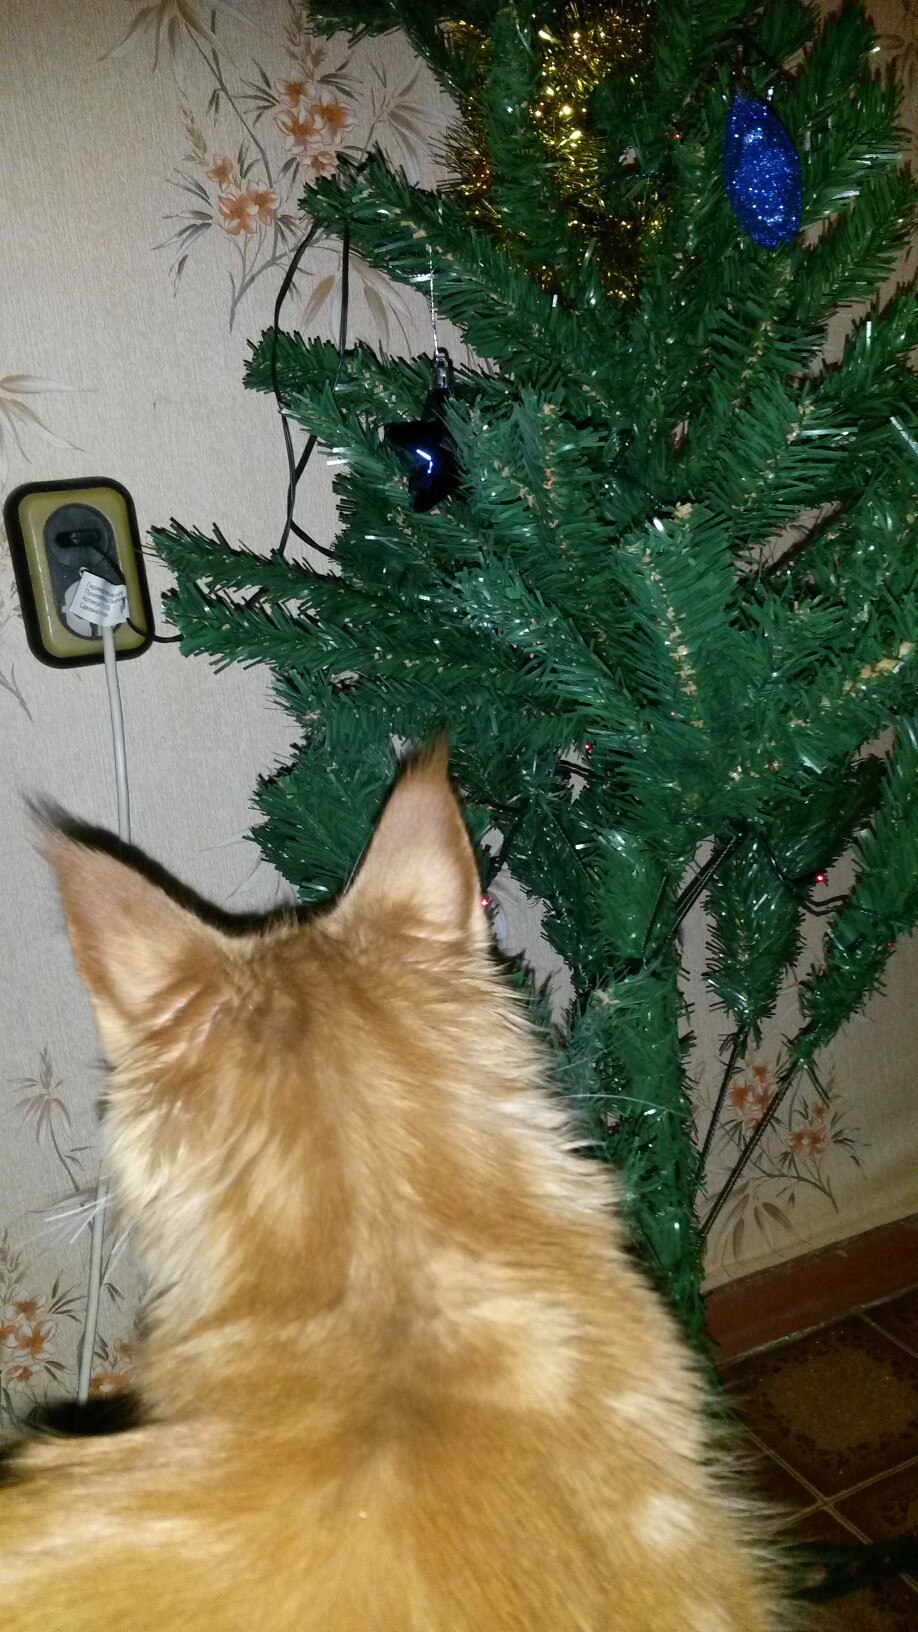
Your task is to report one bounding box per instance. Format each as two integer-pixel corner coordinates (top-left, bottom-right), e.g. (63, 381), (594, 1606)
(719, 1284), (918, 1629)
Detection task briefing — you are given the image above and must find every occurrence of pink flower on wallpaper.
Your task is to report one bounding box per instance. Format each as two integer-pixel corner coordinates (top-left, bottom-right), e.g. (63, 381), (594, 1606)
(1, 1296), (47, 1352)
(0, 1221), (101, 1424)
(90, 1335), (138, 1399)
(249, 187), (277, 226)
(207, 155), (234, 185)
(0, 1315), (20, 1351)
(217, 186), (276, 235)
(281, 79), (308, 110)
(14, 1316), (58, 1362)
(728, 1063), (774, 1131)
(310, 90), (354, 143)
(790, 1105), (829, 1160)
(102, 0), (430, 335)
(11, 1295), (41, 1322)
(279, 107), (322, 158)
(307, 149), (337, 181)
(217, 190), (260, 236)
(278, 92), (353, 164)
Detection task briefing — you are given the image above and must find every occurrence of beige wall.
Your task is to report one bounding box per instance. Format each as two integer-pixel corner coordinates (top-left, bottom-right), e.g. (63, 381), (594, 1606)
(1, 0), (914, 1422)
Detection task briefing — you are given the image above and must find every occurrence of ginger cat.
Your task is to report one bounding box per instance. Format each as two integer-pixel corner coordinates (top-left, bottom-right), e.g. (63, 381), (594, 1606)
(1, 748), (790, 1629)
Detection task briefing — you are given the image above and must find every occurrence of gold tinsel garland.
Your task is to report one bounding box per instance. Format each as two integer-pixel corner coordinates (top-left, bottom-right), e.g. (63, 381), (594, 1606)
(444, 3), (659, 298)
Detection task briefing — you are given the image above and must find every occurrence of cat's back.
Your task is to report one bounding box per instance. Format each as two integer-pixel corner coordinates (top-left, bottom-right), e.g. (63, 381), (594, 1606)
(220, 1337), (785, 1632)
(1, 1279), (786, 1632)
(200, 1259), (784, 1630)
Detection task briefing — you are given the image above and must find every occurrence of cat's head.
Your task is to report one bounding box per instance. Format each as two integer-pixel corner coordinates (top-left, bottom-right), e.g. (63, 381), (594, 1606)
(44, 747), (499, 1339)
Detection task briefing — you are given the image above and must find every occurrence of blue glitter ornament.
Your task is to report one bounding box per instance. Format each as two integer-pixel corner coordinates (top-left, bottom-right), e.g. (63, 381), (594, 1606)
(722, 91), (802, 249)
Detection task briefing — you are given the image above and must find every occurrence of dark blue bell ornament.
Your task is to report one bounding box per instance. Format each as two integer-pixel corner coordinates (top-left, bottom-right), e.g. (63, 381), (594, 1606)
(722, 90), (802, 250)
(383, 351), (460, 513)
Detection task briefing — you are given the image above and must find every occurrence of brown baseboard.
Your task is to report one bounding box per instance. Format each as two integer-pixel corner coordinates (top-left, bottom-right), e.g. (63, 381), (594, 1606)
(705, 1213), (918, 1364)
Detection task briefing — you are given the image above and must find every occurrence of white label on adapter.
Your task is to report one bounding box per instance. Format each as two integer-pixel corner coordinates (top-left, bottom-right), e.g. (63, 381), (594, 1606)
(69, 571), (129, 629)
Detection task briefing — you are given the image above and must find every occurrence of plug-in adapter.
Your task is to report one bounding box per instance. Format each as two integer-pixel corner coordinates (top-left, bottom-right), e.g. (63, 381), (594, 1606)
(3, 477), (153, 667)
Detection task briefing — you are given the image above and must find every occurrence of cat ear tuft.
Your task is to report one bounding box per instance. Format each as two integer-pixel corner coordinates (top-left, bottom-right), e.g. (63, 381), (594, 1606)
(42, 832), (227, 1061)
(339, 742), (487, 948)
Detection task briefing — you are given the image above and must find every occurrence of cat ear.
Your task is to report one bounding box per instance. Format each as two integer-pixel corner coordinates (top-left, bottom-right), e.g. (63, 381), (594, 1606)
(339, 743), (487, 948)
(43, 834), (228, 1062)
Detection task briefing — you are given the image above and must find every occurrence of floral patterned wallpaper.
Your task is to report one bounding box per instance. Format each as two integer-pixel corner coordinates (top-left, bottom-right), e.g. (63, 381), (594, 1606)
(691, 1027), (866, 1275)
(0, 0), (915, 1430)
(111, 0), (436, 335)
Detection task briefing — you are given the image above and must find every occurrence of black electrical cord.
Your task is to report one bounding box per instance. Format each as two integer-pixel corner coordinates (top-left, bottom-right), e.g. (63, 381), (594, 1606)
(121, 220), (354, 640)
(127, 616), (181, 644)
(273, 220), (325, 560)
(272, 218), (351, 561)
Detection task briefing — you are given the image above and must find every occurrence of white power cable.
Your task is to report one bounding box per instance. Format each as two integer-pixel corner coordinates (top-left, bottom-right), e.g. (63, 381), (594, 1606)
(76, 1175), (110, 1404)
(76, 620), (130, 1405)
(102, 623), (131, 844)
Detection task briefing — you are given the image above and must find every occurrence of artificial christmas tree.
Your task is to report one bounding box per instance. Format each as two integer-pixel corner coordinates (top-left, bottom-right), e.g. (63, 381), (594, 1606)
(155, 0), (917, 1349)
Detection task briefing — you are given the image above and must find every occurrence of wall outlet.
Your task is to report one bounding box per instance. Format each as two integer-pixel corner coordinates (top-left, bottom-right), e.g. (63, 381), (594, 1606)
(3, 478), (153, 667)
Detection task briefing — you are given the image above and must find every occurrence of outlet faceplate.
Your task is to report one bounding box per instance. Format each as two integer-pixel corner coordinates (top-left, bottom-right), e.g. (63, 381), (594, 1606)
(3, 478), (153, 667)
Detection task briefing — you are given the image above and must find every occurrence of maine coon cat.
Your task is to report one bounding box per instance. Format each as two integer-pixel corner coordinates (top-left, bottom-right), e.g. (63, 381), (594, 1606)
(0, 747), (789, 1629)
